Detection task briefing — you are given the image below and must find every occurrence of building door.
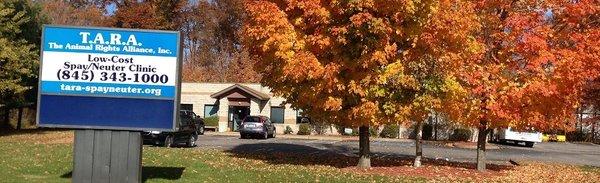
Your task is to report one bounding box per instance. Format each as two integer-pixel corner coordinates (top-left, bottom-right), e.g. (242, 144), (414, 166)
(228, 106), (250, 131)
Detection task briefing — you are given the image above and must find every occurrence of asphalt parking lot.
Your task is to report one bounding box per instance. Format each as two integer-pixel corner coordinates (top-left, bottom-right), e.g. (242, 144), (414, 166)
(195, 134), (600, 167)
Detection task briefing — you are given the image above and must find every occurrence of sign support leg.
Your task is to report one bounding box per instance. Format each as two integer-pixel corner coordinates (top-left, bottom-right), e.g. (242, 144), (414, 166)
(73, 130), (142, 183)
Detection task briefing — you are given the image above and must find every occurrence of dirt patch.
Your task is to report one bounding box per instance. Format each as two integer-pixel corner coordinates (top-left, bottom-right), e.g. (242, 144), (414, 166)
(0, 130), (74, 144)
(487, 162), (600, 182)
(41, 136), (74, 144)
(345, 166), (507, 181)
(343, 159), (512, 181)
(21, 174), (51, 179)
(344, 161), (600, 182)
(35, 131), (74, 144)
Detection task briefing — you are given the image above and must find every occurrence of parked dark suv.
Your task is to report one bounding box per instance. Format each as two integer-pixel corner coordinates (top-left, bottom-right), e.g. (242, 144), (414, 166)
(142, 110), (205, 147)
(239, 115), (276, 139)
(180, 110), (205, 135)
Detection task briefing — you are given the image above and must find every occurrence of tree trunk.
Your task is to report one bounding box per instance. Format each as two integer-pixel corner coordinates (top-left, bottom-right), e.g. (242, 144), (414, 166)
(358, 125), (371, 168)
(592, 120), (596, 142)
(476, 119), (489, 171)
(414, 121), (424, 167)
(1, 108), (9, 129)
(16, 108), (23, 130)
(579, 110), (583, 132)
(397, 122), (401, 139)
(434, 114), (438, 141)
(593, 112), (597, 142)
(330, 125), (334, 134)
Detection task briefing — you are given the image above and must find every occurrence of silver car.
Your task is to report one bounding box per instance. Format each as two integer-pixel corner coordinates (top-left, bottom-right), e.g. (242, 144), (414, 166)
(239, 115), (276, 139)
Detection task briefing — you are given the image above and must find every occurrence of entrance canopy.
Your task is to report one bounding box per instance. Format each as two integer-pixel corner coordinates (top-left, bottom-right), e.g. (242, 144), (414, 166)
(210, 84), (270, 102)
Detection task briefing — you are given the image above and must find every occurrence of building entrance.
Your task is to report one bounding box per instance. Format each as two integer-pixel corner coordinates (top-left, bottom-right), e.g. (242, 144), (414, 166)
(228, 106), (250, 131)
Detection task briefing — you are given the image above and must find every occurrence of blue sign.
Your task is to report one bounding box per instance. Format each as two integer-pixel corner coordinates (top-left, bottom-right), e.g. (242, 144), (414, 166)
(37, 25), (181, 131)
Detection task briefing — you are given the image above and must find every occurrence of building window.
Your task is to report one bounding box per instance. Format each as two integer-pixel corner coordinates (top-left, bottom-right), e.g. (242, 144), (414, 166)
(204, 104), (218, 117)
(270, 107), (284, 124)
(181, 104), (193, 111)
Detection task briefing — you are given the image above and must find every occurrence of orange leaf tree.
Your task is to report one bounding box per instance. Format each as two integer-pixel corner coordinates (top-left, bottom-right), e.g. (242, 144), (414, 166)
(454, 0), (600, 171)
(370, 0), (481, 167)
(242, 0), (420, 168)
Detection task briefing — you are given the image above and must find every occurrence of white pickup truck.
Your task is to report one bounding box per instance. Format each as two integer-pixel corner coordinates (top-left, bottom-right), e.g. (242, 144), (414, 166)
(493, 127), (543, 147)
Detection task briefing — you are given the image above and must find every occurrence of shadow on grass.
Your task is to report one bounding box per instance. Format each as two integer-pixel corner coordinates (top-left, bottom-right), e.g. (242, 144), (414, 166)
(60, 166), (185, 182)
(226, 143), (512, 171)
(141, 166), (185, 182)
(0, 128), (70, 137)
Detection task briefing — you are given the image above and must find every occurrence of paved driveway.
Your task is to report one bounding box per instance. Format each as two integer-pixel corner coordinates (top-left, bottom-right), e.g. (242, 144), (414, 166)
(195, 134), (600, 167)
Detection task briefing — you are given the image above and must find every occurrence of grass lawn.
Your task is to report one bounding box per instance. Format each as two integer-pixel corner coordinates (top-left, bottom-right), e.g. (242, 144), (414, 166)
(0, 130), (598, 183)
(0, 130), (417, 183)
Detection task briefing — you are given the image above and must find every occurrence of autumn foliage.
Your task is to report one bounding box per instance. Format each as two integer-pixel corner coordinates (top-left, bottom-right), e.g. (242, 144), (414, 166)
(243, 0), (600, 170)
(242, 0), (482, 168)
(445, 0), (599, 136)
(441, 0), (600, 170)
(453, 0), (599, 132)
(244, 0), (389, 127)
(39, 0), (261, 83)
(31, 0), (600, 171)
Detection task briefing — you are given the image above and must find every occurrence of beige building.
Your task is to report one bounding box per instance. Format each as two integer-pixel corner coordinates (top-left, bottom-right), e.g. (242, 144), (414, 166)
(180, 83), (472, 139)
(180, 83), (301, 134)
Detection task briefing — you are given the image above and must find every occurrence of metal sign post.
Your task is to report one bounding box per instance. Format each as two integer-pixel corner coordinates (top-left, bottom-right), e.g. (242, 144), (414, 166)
(37, 25), (182, 183)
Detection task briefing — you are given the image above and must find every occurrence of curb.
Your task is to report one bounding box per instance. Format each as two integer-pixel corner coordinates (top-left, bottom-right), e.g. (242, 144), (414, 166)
(204, 132), (413, 142)
(205, 132), (502, 149)
(447, 142), (501, 150)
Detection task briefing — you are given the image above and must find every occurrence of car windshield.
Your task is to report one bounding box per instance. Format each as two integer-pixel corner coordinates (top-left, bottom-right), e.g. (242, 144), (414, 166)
(243, 116), (261, 123)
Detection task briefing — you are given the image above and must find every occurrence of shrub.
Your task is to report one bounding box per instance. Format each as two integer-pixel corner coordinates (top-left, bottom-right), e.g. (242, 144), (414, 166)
(335, 125), (344, 134)
(310, 121), (329, 135)
(449, 128), (472, 141)
(297, 123), (311, 135)
(351, 130), (359, 136)
(566, 130), (586, 142)
(335, 125), (348, 135)
(422, 123), (434, 140)
(338, 127), (372, 136)
(369, 127), (379, 137)
(203, 116), (219, 127)
(284, 126), (293, 134)
(335, 125), (356, 136)
(380, 125), (400, 138)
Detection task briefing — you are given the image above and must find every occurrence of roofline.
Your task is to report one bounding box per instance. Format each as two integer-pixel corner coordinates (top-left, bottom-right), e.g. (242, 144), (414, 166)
(209, 83), (270, 101)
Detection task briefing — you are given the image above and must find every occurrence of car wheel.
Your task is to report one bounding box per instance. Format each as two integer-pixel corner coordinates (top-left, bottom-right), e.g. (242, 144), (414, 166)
(268, 129), (276, 138)
(198, 126), (205, 135)
(164, 135), (174, 148)
(240, 133), (246, 139)
(187, 134), (197, 147)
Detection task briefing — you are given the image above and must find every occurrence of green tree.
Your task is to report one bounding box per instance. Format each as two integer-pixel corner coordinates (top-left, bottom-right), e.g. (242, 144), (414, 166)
(0, 0), (45, 107)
